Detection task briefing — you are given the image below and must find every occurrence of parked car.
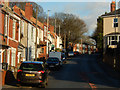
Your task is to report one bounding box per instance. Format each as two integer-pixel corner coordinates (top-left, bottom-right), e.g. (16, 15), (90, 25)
(35, 57), (46, 64)
(46, 57), (62, 69)
(74, 51), (80, 56)
(68, 51), (74, 57)
(17, 61), (48, 88)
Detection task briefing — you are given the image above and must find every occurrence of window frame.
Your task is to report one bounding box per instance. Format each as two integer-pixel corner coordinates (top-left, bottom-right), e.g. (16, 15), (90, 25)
(21, 20), (24, 35)
(107, 35), (120, 45)
(41, 48), (44, 53)
(113, 18), (118, 28)
(0, 49), (2, 63)
(31, 26), (34, 41)
(11, 48), (16, 66)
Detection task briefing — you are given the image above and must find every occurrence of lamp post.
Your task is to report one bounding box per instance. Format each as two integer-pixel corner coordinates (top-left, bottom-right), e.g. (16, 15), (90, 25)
(35, 6), (38, 61)
(46, 10), (50, 59)
(114, 0), (117, 68)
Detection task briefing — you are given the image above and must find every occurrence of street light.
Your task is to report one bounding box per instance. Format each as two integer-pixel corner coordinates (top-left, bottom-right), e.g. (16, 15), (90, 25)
(46, 10), (50, 59)
(114, 0), (117, 68)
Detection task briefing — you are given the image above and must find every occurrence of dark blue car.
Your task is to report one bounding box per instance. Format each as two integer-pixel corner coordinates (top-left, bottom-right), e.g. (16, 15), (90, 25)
(46, 57), (61, 69)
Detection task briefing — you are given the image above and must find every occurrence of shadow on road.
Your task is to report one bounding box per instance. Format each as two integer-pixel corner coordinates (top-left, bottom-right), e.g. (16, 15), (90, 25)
(48, 54), (120, 88)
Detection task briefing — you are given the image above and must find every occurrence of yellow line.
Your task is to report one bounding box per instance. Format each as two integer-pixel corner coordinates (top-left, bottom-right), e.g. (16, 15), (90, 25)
(89, 83), (97, 90)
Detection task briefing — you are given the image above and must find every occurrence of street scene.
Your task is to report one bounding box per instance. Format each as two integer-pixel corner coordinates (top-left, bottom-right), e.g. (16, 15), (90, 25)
(1, 0), (120, 89)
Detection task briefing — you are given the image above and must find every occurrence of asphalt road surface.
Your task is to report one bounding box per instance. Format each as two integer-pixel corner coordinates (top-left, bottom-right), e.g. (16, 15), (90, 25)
(2, 54), (120, 89)
(46, 54), (120, 88)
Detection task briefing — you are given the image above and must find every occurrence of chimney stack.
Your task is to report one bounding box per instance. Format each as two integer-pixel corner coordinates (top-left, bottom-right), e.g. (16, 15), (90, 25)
(0, 0), (9, 7)
(111, 1), (116, 12)
(25, 3), (33, 20)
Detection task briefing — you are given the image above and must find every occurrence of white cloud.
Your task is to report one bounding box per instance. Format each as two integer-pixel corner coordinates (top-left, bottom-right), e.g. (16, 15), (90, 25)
(63, 2), (110, 36)
(82, 2), (109, 35)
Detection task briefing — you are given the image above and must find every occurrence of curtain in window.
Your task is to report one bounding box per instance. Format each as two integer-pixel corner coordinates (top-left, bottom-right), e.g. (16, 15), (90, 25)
(11, 49), (16, 66)
(13, 20), (16, 39)
(4, 14), (8, 36)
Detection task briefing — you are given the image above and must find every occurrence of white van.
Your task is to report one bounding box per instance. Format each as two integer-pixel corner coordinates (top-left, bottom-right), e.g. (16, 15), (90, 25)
(49, 52), (62, 65)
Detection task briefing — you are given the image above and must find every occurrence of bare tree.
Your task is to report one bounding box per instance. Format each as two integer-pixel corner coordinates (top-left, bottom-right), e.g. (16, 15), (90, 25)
(49, 12), (88, 44)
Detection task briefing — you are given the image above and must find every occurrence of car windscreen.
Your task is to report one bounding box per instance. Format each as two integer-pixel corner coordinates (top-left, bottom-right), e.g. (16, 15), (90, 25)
(69, 51), (73, 53)
(20, 63), (43, 71)
(47, 58), (59, 62)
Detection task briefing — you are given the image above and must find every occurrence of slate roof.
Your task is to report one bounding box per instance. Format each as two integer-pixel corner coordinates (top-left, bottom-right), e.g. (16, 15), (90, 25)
(102, 8), (120, 17)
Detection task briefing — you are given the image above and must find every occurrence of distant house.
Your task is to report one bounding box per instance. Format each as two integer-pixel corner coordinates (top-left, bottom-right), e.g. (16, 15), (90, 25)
(56, 35), (62, 50)
(102, 1), (120, 52)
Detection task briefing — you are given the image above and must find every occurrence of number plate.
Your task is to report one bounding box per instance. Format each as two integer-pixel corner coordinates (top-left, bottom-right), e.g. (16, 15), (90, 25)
(25, 74), (35, 76)
(49, 65), (54, 67)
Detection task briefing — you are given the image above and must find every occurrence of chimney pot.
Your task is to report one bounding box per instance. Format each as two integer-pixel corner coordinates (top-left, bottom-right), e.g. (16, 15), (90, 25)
(111, 1), (116, 12)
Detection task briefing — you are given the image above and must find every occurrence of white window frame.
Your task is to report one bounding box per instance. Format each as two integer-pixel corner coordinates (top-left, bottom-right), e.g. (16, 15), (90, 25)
(108, 35), (119, 45)
(12, 19), (16, 40)
(11, 48), (16, 66)
(31, 26), (34, 41)
(4, 14), (8, 36)
(0, 49), (2, 63)
(113, 18), (118, 28)
(37, 28), (39, 44)
(21, 20), (24, 35)
(40, 30), (43, 41)
(33, 27), (36, 43)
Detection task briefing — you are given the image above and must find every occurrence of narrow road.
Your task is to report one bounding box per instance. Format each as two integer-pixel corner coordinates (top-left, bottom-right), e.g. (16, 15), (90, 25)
(2, 54), (120, 89)
(46, 54), (120, 88)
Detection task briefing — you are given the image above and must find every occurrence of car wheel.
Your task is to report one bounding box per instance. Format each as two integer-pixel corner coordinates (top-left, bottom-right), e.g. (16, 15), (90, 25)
(16, 83), (21, 87)
(41, 83), (46, 88)
(46, 77), (48, 85)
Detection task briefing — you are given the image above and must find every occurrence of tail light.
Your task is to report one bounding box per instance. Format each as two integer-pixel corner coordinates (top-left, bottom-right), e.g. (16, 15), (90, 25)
(38, 71), (44, 74)
(17, 69), (22, 73)
(17, 79), (20, 82)
(38, 71), (44, 79)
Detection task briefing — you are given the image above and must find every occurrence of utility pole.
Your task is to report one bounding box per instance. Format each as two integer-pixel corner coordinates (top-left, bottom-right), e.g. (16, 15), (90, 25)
(59, 25), (60, 37)
(81, 38), (83, 54)
(35, 6), (38, 61)
(64, 31), (66, 50)
(55, 18), (57, 48)
(55, 18), (56, 34)
(114, 0), (117, 68)
(46, 10), (50, 59)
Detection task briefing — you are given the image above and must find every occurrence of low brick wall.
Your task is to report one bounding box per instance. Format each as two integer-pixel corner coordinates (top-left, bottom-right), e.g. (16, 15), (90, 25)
(2, 70), (6, 86)
(103, 48), (120, 72)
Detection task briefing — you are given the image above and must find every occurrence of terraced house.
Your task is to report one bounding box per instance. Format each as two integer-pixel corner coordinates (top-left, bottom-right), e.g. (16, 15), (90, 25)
(0, 1), (63, 86)
(0, 1), (20, 71)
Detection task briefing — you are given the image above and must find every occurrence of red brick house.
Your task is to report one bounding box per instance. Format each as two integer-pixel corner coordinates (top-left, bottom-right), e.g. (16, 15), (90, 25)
(0, 1), (20, 85)
(0, 5), (20, 71)
(13, 3), (47, 60)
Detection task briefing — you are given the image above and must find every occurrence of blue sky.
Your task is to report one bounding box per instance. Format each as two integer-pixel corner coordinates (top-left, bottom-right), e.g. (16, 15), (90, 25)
(36, 1), (120, 36)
